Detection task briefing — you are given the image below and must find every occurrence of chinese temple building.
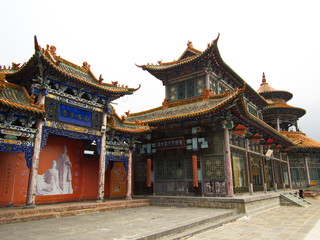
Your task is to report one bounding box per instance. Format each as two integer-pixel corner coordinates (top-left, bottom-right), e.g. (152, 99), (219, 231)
(129, 36), (296, 197)
(257, 74), (320, 188)
(1, 35), (320, 207)
(0, 37), (150, 207)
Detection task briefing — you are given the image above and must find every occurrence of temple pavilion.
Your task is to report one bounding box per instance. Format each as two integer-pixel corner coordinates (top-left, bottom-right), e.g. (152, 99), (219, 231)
(257, 74), (320, 188)
(0, 37), (150, 207)
(1, 35), (320, 207)
(129, 36), (296, 196)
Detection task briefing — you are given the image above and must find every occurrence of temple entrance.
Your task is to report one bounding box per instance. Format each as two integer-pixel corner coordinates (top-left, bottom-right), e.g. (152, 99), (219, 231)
(154, 149), (194, 196)
(265, 160), (274, 190)
(105, 161), (127, 199)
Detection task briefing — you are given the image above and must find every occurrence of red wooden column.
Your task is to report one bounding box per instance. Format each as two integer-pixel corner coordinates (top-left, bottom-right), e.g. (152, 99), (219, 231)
(224, 128), (234, 196)
(192, 155), (198, 187)
(271, 157), (278, 191)
(146, 158), (152, 187)
(25, 93), (45, 208)
(304, 155), (311, 185)
(125, 150), (133, 200)
(97, 110), (107, 202)
(245, 139), (253, 194)
(260, 145), (267, 192)
(286, 154), (293, 190)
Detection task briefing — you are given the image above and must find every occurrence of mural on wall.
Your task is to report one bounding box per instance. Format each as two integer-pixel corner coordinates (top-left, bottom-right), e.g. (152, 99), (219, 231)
(36, 145), (73, 195)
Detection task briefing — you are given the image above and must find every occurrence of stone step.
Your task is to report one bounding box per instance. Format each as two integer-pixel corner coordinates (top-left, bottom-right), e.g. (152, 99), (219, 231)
(0, 199), (150, 225)
(137, 209), (243, 240)
(280, 193), (311, 207)
(163, 213), (245, 240)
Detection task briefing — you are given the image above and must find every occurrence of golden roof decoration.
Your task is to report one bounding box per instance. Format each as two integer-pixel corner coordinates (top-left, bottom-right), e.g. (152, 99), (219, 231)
(257, 73), (276, 93)
(281, 131), (320, 149)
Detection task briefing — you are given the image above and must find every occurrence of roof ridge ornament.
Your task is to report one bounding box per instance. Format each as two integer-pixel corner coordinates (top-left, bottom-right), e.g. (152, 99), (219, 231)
(34, 35), (41, 51)
(82, 61), (91, 71)
(187, 41), (193, 48)
(262, 72), (266, 84)
(213, 33), (220, 43)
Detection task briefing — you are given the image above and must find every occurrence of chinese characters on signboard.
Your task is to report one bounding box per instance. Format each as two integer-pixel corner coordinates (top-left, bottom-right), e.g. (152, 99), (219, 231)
(155, 137), (186, 150)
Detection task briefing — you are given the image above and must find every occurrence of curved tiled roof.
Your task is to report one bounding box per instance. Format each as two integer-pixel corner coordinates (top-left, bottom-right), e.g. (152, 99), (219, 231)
(281, 131), (320, 151)
(263, 102), (306, 118)
(257, 73), (293, 101)
(137, 37), (219, 71)
(127, 88), (244, 125)
(231, 97), (294, 145)
(137, 36), (268, 107)
(107, 109), (152, 134)
(0, 80), (45, 115)
(4, 37), (139, 96)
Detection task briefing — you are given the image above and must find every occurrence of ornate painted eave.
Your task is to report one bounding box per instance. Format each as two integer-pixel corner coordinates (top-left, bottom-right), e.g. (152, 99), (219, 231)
(127, 87), (245, 125)
(4, 36), (139, 96)
(281, 131), (320, 152)
(230, 96), (294, 146)
(0, 79), (45, 115)
(257, 73), (293, 101)
(107, 109), (152, 135)
(259, 90), (293, 102)
(137, 37), (218, 72)
(263, 102), (306, 118)
(137, 35), (268, 107)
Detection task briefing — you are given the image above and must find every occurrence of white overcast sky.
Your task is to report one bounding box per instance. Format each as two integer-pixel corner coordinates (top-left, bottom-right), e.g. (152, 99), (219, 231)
(1, 0), (320, 142)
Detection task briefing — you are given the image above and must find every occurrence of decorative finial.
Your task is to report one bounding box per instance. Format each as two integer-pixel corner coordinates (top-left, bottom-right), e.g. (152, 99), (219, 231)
(34, 35), (41, 51)
(82, 62), (90, 71)
(187, 41), (193, 48)
(262, 72), (266, 83)
(99, 74), (104, 83)
(49, 46), (57, 55)
(11, 63), (20, 70)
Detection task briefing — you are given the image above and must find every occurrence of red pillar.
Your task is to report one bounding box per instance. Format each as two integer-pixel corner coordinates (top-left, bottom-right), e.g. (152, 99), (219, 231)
(192, 155), (198, 187)
(146, 158), (152, 187)
(224, 128), (234, 196)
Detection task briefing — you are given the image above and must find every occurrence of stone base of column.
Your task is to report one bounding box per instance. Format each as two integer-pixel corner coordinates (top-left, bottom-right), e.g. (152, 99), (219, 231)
(263, 183), (268, 193)
(23, 204), (37, 209)
(125, 196), (132, 200)
(96, 199), (104, 203)
(249, 183), (254, 195)
(274, 183), (278, 192)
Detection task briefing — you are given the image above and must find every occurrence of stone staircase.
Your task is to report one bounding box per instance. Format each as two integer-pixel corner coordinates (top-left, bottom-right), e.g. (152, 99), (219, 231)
(0, 199), (150, 225)
(159, 210), (244, 240)
(280, 192), (311, 207)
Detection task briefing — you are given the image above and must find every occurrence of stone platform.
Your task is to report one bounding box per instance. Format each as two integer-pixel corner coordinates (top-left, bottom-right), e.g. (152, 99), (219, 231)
(147, 191), (291, 215)
(0, 199), (150, 225)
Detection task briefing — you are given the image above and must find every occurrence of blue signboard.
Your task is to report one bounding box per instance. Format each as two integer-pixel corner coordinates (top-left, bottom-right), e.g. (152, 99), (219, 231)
(59, 104), (92, 127)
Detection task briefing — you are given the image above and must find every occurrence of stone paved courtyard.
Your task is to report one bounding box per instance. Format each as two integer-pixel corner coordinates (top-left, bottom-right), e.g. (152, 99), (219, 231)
(187, 198), (320, 240)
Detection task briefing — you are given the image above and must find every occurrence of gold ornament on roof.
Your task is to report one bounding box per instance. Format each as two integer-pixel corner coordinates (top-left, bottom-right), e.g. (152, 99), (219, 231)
(28, 93), (36, 104)
(187, 41), (193, 48)
(99, 74), (104, 84)
(82, 62), (91, 71)
(11, 63), (20, 70)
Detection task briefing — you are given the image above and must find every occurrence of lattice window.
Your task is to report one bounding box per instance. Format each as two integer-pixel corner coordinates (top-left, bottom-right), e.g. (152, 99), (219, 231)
(155, 157), (165, 180)
(165, 158), (175, 180)
(185, 156), (193, 180)
(175, 151), (185, 180)
(186, 79), (195, 98)
(196, 78), (205, 95)
(203, 156), (225, 181)
(178, 82), (186, 100)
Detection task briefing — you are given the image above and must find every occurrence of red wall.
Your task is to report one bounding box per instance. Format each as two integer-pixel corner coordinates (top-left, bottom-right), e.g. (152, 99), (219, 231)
(0, 152), (29, 206)
(0, 134), (127, 206)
